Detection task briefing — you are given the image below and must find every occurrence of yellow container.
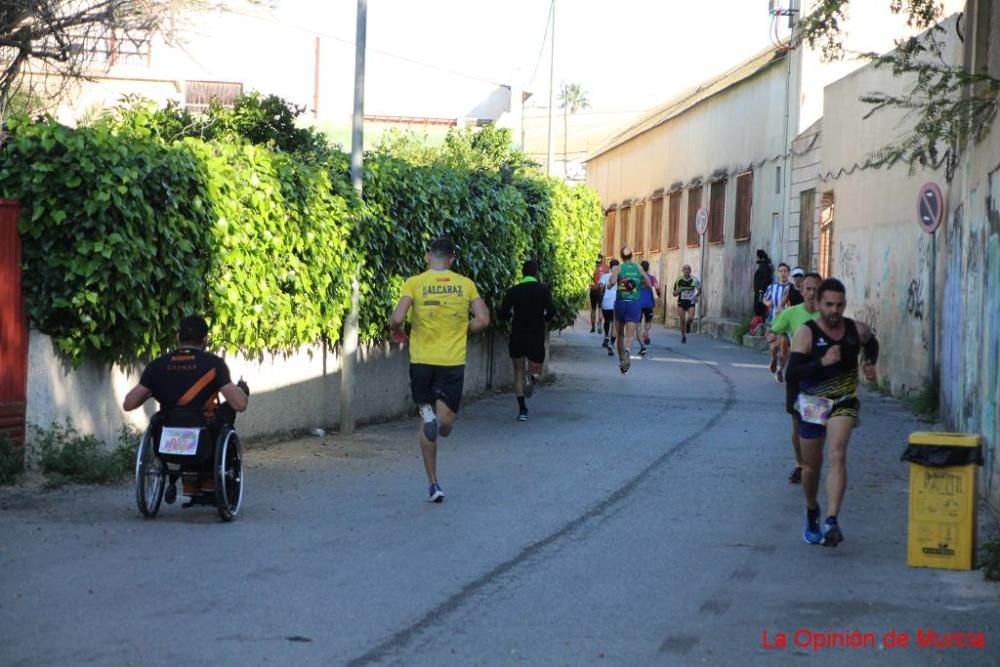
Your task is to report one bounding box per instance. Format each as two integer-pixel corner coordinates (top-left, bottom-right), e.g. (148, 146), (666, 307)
(906, 432), (982, 570)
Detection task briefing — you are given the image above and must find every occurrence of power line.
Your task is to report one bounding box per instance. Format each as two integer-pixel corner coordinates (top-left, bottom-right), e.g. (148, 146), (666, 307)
(526, 0), (554, 87)
(225, 6), (504, 86)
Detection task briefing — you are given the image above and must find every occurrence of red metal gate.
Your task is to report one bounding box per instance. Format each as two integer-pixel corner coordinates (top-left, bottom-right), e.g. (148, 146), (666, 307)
(0, 199), (27, 447)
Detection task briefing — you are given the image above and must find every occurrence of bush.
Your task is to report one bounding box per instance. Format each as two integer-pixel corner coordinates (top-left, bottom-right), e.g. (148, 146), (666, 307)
(0, 97), (603, 363)
(33, 421), (137, 488)
(0, 433), (25, 485)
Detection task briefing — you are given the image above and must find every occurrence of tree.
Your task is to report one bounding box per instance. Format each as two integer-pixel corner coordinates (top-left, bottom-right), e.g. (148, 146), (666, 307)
(0, 1), (264, 120)
(558, 82), (589, 178)
(795, 0), (999, 180)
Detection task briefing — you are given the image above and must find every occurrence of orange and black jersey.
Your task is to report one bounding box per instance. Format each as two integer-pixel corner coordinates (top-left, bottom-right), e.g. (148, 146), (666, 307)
(139, 347), (232, 418)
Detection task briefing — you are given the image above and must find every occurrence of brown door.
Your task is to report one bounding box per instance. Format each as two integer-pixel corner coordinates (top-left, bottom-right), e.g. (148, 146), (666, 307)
(0, 200), (27, 447)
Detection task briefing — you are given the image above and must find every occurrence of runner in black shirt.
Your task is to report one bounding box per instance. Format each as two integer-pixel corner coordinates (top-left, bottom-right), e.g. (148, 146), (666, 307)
(123, 315), (248, 503)
(497, 259), (556, 421)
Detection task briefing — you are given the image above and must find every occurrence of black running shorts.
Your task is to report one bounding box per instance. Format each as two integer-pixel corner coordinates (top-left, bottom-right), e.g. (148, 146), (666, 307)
(677, 299), (695, 311)
(409, 364), (464, 413)
(589, 287), (601, 308)
(641, 307), (654, 323)
(509, 331), (545, 363)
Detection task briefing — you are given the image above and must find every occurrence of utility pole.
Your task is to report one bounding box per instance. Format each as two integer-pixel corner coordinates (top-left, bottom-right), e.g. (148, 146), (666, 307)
(545, 0), (556, 176)
(340, 0), (366, 434)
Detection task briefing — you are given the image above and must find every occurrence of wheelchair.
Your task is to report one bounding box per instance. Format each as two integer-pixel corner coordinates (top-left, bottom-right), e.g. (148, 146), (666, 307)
(134, 409), (244, 522)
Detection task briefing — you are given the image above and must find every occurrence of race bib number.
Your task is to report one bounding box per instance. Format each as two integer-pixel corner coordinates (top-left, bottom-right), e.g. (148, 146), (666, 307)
(680, 289), (695, 301)
(159, 427), (200, 456)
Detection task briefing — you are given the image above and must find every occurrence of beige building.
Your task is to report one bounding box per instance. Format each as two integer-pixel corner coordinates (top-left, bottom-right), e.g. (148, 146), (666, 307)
(586, 46), (791, 332)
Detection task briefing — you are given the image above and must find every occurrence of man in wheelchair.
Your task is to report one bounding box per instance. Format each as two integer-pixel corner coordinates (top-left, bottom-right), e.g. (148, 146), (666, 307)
(123, 315), (249, 505)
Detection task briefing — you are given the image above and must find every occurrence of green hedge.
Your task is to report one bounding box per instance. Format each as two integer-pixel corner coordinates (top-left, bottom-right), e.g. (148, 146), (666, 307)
(0, 102), (601, 365)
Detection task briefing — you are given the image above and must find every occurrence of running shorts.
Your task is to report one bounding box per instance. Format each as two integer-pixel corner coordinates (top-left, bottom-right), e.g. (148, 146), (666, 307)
(509, 331), (545, 364)
(410, 364), (465, 413)
(613, 300), (642, 323)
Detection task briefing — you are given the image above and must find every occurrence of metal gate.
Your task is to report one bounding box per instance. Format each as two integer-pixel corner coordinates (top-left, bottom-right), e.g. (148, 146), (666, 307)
(0, 199), (27, 447)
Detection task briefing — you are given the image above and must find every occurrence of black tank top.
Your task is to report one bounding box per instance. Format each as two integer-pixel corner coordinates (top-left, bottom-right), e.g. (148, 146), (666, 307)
(801, 318), (861, 399)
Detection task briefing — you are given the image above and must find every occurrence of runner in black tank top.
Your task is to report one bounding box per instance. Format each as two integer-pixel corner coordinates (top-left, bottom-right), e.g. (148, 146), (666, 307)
(786, 279), (879, 549)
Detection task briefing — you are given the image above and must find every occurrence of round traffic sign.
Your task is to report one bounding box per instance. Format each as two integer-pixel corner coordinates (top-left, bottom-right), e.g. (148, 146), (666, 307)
(695, 208), (709, 236)
(918, 182), (943, 234)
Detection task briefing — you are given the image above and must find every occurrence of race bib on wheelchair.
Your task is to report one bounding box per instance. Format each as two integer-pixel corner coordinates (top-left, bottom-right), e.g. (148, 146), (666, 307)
(159, 427), (201, 456)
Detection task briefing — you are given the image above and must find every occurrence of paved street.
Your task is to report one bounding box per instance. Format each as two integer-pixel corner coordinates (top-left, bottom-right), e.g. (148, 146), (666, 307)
(2, 320), (998, 666)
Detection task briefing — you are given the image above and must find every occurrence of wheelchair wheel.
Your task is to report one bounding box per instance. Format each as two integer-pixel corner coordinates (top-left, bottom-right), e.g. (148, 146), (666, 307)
(135, 428), (165, 518)
(214, 429), (244, 522)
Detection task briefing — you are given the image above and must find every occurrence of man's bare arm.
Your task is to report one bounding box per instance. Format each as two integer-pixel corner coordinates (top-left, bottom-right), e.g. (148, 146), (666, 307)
(220, 383), (249, 412)
(389, 296), (413, 333)
(469, 297), (490, 334)
(122, 384), (152, 411)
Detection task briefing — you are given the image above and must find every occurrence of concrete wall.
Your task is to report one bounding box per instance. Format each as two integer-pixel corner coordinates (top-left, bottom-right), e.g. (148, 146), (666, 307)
(26, 330), (513, 448)
(941, 0), (1000, 511)
(586, 57), (789, 327)
(814, 19), (962, 397)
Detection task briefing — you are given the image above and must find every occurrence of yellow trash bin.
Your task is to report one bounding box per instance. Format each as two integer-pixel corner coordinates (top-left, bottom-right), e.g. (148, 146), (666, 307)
(903, 432), (983, 570)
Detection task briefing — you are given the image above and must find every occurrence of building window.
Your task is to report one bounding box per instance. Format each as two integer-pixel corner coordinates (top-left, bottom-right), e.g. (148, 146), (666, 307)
(184, 80), (244, 112)
(686, 186), (702, 247)
(667, 191), (681, 250)
(634, 202), (646, 255)
(708, 180), (726, 244)
(649, 197), (663, 252)
(605, 210), (616, 258)
(798, 189), (816, 270)
(618, 206), (631, 255)
(734, 171), (753, 241)
(819, 192), (835, 278)
(776, 166), (782, 194)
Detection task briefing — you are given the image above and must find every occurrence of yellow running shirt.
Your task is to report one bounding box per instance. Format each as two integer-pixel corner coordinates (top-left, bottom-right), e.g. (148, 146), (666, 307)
(401, 269), (480, 366)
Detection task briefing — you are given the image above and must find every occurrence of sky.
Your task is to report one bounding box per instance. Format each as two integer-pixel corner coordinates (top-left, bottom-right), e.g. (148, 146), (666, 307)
(271, 1), (785, 114)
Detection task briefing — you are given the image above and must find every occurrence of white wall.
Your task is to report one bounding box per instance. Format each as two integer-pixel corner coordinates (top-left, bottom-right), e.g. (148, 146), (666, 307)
(26, 330), (513, 447)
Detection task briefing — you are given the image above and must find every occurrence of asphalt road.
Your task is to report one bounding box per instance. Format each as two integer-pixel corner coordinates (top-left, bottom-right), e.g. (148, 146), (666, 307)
(2, 320), (998, 666)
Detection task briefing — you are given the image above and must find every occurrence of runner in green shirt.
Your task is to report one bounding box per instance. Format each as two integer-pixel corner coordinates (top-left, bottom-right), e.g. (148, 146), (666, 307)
(768, 272), (821, 485)
(608, 244), (652, 374)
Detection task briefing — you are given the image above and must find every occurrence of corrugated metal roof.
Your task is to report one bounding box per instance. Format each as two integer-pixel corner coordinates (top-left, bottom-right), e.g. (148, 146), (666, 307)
(585, 46), (787, 162)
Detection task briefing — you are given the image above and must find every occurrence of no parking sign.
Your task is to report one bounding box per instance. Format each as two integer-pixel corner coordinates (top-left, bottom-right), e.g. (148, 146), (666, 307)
(918, 182), (943, 234)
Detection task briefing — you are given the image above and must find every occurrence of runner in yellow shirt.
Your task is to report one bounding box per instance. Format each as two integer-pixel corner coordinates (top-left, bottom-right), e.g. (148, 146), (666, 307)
(389, 238), (490, 503)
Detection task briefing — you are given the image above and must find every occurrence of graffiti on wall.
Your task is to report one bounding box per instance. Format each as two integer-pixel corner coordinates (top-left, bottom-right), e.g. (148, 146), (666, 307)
(906, 278), (925, 320)
(838, 241), (861, 284)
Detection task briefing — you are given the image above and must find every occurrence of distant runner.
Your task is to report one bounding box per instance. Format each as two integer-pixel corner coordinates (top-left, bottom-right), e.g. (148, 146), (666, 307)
(672, 264), (701, 344)
(498, 259), (556, 422)
(589, 255), (608, 334)
(598, 259), (620, 356)
(637, 260), (658, 346)
(608, 245), (652, 373)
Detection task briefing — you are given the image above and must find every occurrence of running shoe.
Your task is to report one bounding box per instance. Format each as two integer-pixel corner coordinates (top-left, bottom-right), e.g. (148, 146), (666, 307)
(427, 483), (445, 503)
(769, 358), (778, 373)
(822, 518), (844, 547)
(607, 346), (614, 357)
(619, 355), (631, 374)
(788, 466), (802, 484)
(681, 334), (687, 344)
(517, 409), (528, 422)
(639, 345), (647, 356)
(590, 325), (596, 333)
(524, 374), (535, 398)
(602, 337), (609, 348)
(775, 370), (784, 383)
(643, 334), (651, 345)
(803, 508), (822, 545)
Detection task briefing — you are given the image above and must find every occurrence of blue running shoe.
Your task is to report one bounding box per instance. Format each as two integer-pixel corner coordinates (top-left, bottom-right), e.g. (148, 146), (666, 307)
(803, 508), (822, 545)
(427, 483), (445, 503)
(821, 517), (844, 547)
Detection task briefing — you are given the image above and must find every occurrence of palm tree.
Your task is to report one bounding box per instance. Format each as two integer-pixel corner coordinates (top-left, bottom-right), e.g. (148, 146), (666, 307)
(558, 82), (590, 178)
